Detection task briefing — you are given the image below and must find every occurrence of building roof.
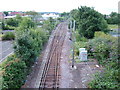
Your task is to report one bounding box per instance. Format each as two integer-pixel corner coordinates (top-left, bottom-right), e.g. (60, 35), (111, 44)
(9, 12), (24, 16)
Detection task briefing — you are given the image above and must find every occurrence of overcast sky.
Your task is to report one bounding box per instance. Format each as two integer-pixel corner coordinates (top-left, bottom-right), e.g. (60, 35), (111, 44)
(0, 0), (119, 14)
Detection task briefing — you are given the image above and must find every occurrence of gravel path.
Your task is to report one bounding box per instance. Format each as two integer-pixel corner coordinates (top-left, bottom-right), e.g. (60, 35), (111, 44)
(59, 28), (103, 88)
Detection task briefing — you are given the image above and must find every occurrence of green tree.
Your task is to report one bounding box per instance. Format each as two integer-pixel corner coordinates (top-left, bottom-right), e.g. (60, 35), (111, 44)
(6, 18), (18, 27)
(26, 11), (38, 16)
(25, 11), (41, 23)
(60, 12), (69, 20)
(70, 9), (79, 28)
(15, 14), (22, 24)
(71, 6), (109, 39)
(18, 17), (35, 29)
(42, 17), (55, 34)
(5, 15), (22, 27)
(105, 12), (120, 24)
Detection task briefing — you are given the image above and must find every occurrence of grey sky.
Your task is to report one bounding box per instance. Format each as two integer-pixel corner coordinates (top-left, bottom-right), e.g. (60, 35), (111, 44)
(0, 0), (119, 14)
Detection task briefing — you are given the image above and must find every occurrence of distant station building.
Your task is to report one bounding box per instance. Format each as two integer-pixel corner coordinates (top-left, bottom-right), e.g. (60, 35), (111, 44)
(42, 13), (59, 20)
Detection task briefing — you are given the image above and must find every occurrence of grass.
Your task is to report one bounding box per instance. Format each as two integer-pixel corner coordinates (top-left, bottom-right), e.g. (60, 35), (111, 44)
(75, 59), (81, 63)
(0, 34), (3, 37)
(108, 24), (118, 29)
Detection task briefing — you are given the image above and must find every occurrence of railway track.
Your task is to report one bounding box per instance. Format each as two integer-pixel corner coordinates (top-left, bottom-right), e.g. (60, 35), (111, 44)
(39, 22), (67, 89)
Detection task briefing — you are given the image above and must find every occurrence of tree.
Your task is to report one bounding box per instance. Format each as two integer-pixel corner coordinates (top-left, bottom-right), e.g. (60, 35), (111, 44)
(70, 9), (79, 28)
(25, 11), (41, 23)
(3, 11), (9, 16)
(42, 17), (55, 34)
(105, 12), (120, 24)
(6, 18), (18, 27)
(60, 12), (70, 20)
(18, 17), (35, 29)
(26, 11), (38, 16)
(71, 6), (109, 39)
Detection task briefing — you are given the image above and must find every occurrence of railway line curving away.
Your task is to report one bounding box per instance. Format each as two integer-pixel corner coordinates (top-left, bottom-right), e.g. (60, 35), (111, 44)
(22, 22), (69, 88)
(39, 22), (67, 88)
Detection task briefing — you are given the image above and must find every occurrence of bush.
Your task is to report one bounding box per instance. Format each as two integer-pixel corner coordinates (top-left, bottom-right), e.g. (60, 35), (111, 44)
(89, 38), (110, 64)
(87, 32), (119, 88)
(42, 17), (56, 34)
(2, 17), (50, 89)
(86, 32), (118, 64)
(2, 56), (27, 89)
(3, 25), (16, 30)
(19, 17), (36, 29)
(94, 31), (116, 41)
(74, 41), (88, 56)
(75, 30), (88, 42)
(89, 68), (120, 89)
(14, 28), (48, 67)
(74, 31), (88, 56)
(2, 32), (15, 40)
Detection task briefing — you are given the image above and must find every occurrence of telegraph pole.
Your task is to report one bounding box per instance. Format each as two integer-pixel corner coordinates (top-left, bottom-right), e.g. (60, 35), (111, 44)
(72, 20), (75, 68)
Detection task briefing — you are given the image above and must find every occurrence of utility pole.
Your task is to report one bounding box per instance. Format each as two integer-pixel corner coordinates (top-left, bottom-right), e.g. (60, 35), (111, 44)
(72, 20), (75, 68)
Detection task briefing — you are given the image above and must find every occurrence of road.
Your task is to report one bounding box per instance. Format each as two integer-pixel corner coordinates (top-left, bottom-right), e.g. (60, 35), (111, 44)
(0, 41), (14, 63)
(1, 30), (14, 34)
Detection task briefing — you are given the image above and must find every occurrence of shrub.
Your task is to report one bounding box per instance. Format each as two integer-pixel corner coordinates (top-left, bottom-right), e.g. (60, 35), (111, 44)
(42, 17), (56, 34)
(74, 41), (88, 56)
(2, 17), (50, 89)
(2, 56), (27, 89)
(94, 31), (116, 41)
(89, 68), (120, 89)
(3, 25), (15, 30)
(2, 32), (15, 40)
(19, 17), (36, 29)
(14, 28), (48, 67)
(88, 32), (119, 88)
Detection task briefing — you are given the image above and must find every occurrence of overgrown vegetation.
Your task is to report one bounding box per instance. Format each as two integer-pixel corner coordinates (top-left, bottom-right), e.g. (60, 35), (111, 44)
(2, 15), (22, 30)
(2, 55), (27, 89)
(74, 31), (119, 89)
(70, 6), (119, 89)
(108, 24), (118, 29)
(88, 32), (119, 89)
(14, 28), (48, 67)
(1, 16), (57, 89)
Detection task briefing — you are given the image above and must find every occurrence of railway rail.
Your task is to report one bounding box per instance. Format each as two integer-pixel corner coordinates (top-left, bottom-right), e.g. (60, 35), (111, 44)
(39, 22), (68, 88)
